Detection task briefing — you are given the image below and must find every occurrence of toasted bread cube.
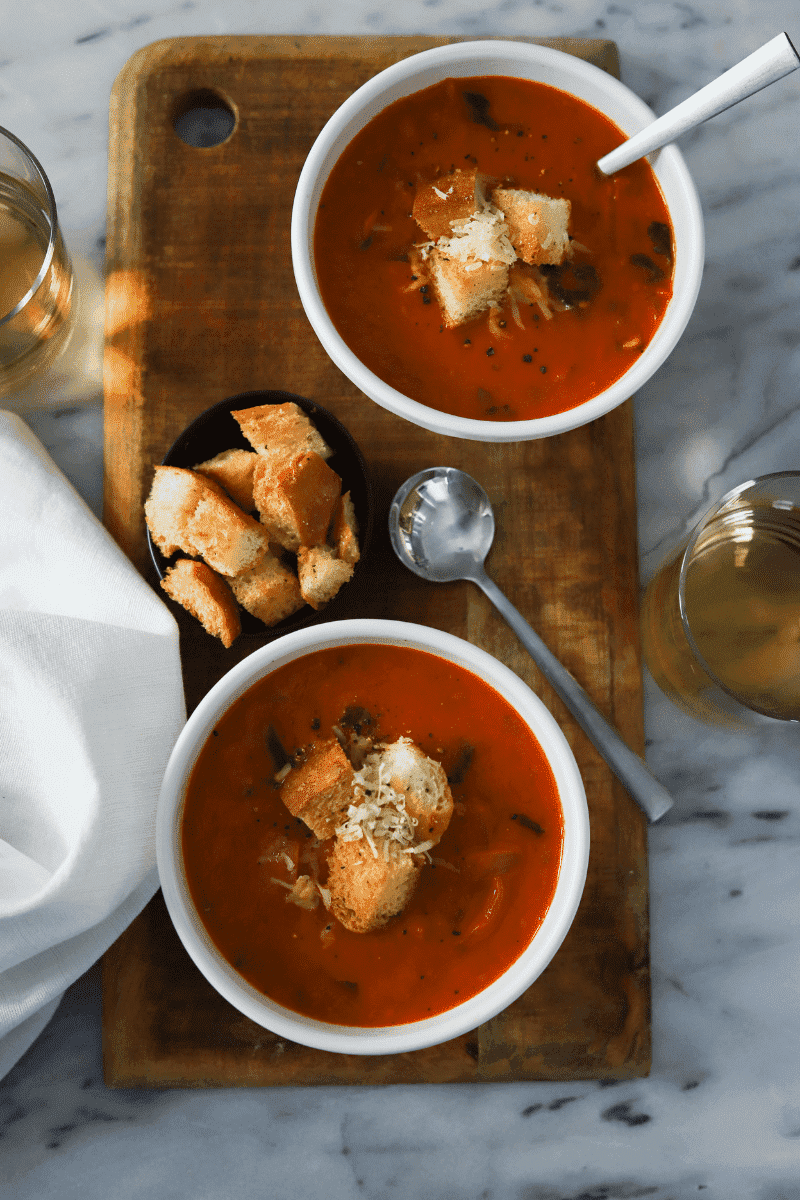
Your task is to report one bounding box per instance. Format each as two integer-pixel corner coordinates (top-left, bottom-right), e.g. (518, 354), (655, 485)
(144, 465), (207, 559)
(253, 451), (342, 552)
(144, 465), (270, 577)
(297, 545), (354, 611)
(332, 491), (360, 566)
(280, 740), (356, 840)
(378, 737), (453, 847)
(412, 168), (494, 239)
(231, 401), (332, 465)
(490, 187), (571, 266)
(193, 448), (258, 512)
(428, 247), (509, 328)
(326, 838), (422, 933)
(228, 550), (305, 626)
(160, 558), (241, 648)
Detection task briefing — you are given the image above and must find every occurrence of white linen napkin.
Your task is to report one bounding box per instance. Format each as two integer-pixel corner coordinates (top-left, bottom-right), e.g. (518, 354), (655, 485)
(0, 410), (186, 1079)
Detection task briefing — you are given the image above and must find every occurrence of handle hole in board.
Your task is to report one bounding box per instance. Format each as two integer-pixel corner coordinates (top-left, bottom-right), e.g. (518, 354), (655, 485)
(172, 89), (237, 147)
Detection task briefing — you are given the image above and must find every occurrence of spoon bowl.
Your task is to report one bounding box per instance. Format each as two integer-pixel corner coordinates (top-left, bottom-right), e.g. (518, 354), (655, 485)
(389, 467), (674, 822)
(390, 468), (494, 582)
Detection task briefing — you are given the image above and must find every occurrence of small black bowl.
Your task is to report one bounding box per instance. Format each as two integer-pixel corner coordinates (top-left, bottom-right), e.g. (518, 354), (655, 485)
(148, 389), (374, 638)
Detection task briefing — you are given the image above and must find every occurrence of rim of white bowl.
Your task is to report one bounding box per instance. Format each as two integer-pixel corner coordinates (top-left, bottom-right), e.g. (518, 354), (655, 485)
(156, 619), (590, 1056)
(291, 39), (705, 442)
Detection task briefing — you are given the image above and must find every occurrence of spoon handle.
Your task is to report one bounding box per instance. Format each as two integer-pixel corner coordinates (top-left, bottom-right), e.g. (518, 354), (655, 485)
(473, 569), (672, 822)
(597, 32), (800, 175)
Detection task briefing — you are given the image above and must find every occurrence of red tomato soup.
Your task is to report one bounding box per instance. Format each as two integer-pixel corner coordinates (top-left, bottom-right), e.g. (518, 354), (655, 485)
(182, 644), (564, 1027)
(314, 76), (674, 422)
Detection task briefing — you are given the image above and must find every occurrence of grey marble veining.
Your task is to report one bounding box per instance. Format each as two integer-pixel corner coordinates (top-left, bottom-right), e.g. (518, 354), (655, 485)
(2, 2), (800, 1197)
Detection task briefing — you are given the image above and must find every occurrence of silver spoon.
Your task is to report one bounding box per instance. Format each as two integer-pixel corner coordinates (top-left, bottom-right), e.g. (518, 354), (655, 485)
(389, 467), (673, 823)
(597, 31), (799, 175)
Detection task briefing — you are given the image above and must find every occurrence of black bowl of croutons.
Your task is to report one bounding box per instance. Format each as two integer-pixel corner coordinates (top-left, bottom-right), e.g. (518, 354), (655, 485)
(145, 390), (373, 647)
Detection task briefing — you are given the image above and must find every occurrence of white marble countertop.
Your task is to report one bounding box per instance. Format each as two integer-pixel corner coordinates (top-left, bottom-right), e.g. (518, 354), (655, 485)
(3, 2), (800, 1197)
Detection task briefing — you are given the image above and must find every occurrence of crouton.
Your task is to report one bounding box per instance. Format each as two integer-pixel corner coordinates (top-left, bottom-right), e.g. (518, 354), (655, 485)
(144, 465), (270, 577)
(326, 837), (422, 933)
(159, 558), (241, 648)
(378, 737), (454, 847)
(414, 201), (517, 328)
(193, 448), (258, 512)
(228, 549), (305, 626)
(427, 248), (510, 328)
(280, 739), (356, 840)
(331, 491), (360, 566)
(412, 167), (494, 239)
(253, 451), (341, 552)
(231, 401), (332, 465)
(490, 187), (571, 266)
(297, 545), (354, 611)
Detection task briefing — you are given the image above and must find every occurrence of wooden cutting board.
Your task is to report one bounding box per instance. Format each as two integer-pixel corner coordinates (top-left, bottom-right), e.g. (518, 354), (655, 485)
(101, 34), (651, 1086)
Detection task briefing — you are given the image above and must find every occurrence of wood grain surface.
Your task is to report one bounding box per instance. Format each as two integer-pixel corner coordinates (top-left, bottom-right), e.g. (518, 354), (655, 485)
(101, 34), (651, 1086)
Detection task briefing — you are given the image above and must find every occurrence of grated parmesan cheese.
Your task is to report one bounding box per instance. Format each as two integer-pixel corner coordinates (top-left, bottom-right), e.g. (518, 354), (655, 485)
(334, 754), (431, 861)
(441, 205), (517, 266)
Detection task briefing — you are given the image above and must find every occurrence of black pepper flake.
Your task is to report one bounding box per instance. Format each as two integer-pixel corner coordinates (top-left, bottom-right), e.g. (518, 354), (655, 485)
(463, 338), (471, 345)
(486, 347), (495, 357)
(419, 284), (428, 292)
(523, 354), (532, 363)
(422, 295), (431, 304)
(452, 929), (461, 936)
(540, 365), (547, 374)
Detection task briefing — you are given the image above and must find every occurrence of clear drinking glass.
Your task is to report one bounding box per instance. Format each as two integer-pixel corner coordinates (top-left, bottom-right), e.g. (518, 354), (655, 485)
(640, 472), (800, 726)
(0, 126), (75, 395)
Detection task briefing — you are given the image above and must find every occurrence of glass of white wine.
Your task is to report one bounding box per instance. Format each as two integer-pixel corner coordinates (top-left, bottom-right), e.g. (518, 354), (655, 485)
(641, 473), (800, 726)
(0, 126), (74, 395)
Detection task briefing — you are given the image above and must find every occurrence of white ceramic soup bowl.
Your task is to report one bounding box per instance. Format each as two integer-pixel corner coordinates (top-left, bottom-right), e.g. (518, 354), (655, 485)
(156, 618), (590, 1056)
(291, 39), (704, 442)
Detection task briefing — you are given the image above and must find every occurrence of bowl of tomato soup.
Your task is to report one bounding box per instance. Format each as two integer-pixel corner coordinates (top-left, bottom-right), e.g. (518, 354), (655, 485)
(292, 40), (704, 441)
(156, 619), (589, 1055)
